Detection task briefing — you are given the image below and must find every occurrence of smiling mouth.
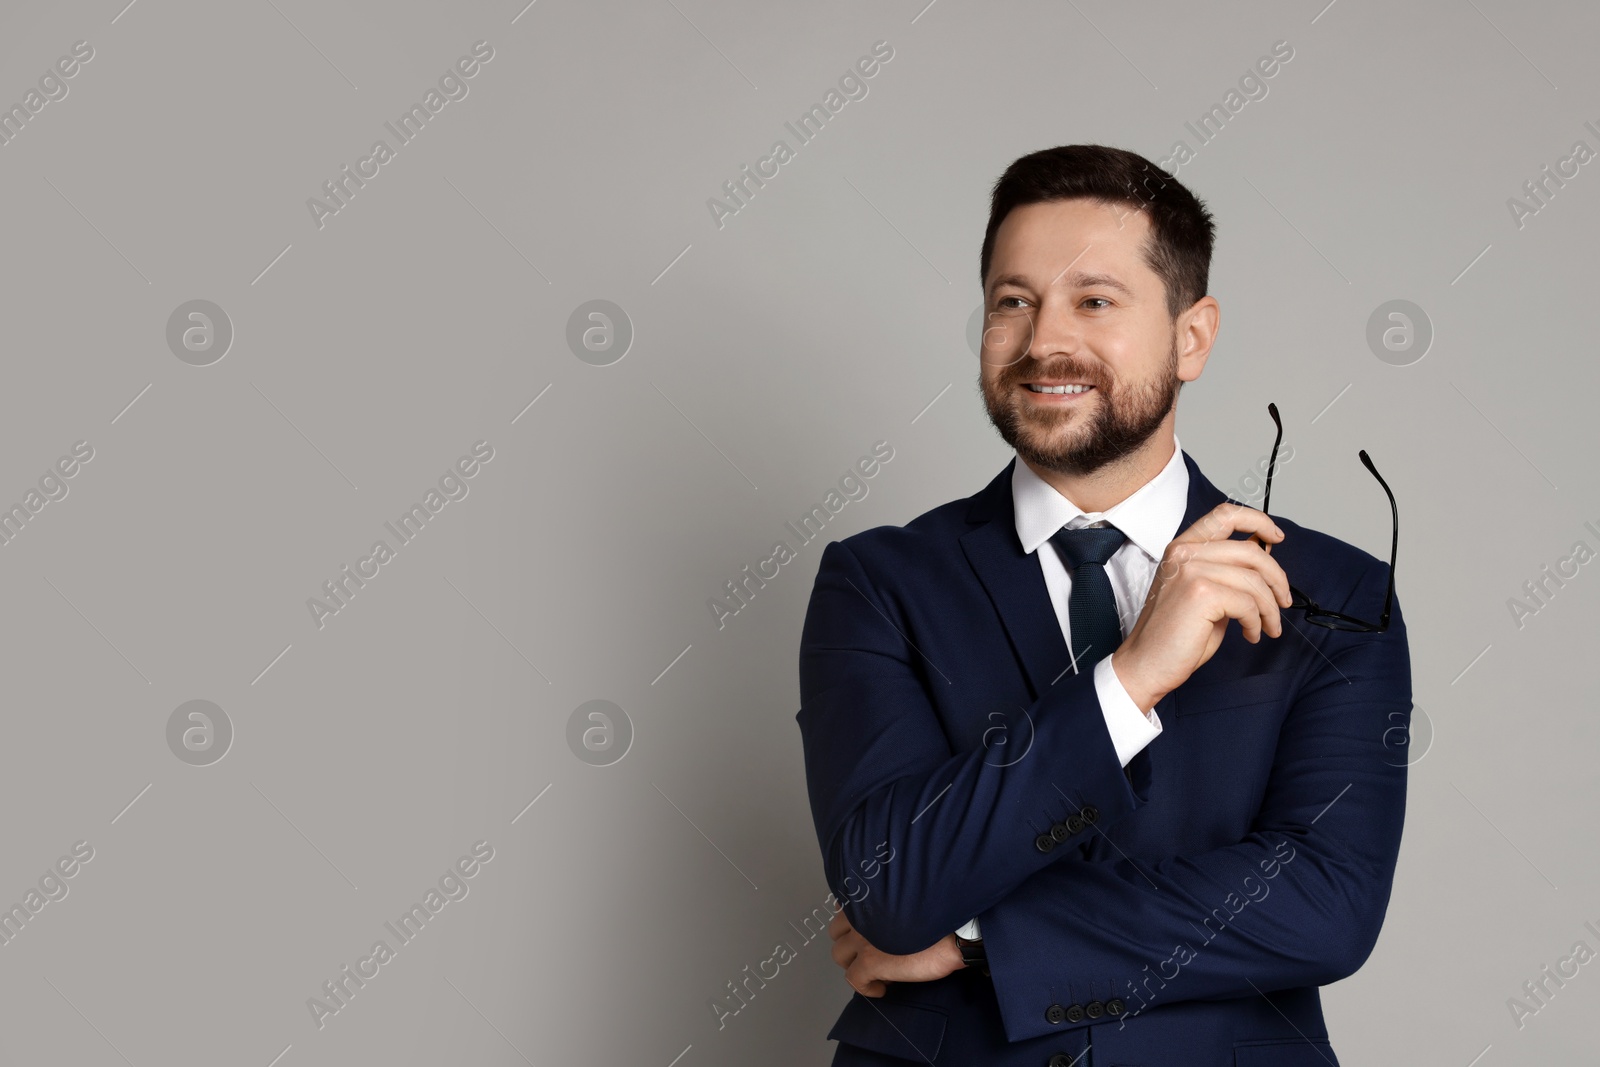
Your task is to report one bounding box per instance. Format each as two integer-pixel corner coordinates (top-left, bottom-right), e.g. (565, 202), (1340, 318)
(1023, 383), (1095, 395)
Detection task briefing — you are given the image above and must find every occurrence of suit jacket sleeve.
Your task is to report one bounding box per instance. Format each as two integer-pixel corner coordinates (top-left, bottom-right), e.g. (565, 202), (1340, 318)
(974, 559), (1412, 1042)
(796, 537), (1152, 957)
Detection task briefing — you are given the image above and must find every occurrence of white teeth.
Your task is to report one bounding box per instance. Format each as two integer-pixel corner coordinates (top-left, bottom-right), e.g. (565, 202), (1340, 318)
(1026, 383), (1092, 394)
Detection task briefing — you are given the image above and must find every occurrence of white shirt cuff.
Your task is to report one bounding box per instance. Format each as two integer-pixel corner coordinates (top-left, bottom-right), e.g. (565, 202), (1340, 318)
(955, 916), (981, 939)
(1095, 653), (1162, 767)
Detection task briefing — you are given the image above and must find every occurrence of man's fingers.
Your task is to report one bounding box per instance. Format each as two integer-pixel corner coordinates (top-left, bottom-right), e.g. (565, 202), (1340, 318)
(1189, 560), (1285, 639)
(1220, 583), (1264, 643)
(831, 933), (859, 970)
(1238, 569), (1283, 639)
(830, 921), (862, 970)
(1173, 502), (1284, 551)
(1173, 561), (1278, 642)
(840, 937), (903, 999)
(845, 958), (887, 998)
(1163, 538), (1292, 609)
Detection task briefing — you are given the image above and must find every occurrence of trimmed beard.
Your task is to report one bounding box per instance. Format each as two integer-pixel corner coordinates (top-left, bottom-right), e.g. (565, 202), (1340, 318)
(982, 335), (1180, 477)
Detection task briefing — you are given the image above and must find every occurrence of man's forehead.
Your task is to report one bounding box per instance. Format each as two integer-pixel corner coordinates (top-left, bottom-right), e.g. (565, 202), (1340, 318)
(989, 200), (1152, 290)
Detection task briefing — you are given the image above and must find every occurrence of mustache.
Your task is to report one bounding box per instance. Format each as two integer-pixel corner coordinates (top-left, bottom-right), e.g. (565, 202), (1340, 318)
(1002, 359), (1108, 388)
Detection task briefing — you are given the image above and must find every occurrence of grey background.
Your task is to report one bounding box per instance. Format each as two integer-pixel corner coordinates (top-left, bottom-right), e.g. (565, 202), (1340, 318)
(0, 0), (1594, 1063)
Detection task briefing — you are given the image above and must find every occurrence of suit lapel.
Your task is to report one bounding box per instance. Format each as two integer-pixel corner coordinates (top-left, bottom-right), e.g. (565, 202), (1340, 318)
(959, 449), (1228, 701)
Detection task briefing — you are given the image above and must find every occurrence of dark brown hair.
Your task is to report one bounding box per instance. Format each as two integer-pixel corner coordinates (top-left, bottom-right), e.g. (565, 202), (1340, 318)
(979, 145), (1216, 321)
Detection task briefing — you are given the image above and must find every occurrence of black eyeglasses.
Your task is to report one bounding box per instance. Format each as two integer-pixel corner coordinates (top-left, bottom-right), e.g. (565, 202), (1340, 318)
(1259, 402), (1398, 633)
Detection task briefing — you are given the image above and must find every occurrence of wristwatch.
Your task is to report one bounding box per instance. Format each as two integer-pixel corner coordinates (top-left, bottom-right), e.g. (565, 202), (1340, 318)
(955, 932), (989, 976)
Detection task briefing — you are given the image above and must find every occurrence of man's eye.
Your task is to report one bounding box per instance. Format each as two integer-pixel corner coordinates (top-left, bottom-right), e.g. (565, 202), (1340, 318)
(997, 297), (1028, 309)
(1082, 297), (1111, 309)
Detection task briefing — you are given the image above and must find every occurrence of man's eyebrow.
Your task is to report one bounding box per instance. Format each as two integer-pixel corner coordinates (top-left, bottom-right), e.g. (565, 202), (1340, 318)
(1060, 270), (1134, 296)
(988, 270), (1134, 297)
(987, 273), (1034, 292)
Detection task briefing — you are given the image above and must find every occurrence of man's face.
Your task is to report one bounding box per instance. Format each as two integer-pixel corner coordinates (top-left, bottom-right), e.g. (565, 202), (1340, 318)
(979, 198), (1183, 477)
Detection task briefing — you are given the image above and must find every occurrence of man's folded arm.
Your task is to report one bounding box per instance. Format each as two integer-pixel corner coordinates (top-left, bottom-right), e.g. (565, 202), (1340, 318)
(796, 539), (1152, 957)
(975, 565), (1411, 1043)
(958, 656), (1163, 940)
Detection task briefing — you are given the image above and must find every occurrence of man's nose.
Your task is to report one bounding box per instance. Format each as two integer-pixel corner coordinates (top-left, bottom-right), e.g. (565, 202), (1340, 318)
(1025, 301), (1082, 360)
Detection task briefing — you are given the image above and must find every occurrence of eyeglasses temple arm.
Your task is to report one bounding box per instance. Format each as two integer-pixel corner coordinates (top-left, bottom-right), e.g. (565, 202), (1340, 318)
(1262, 402), (1283, 517)
(1360, 449), (1398, 628)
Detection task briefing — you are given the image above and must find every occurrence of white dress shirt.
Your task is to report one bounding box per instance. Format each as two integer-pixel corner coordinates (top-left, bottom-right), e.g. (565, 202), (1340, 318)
(955, 436), (1191, 942)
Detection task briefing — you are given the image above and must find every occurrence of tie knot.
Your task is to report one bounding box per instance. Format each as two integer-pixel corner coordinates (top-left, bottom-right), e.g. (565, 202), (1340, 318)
(1049, 523), (1126, 570)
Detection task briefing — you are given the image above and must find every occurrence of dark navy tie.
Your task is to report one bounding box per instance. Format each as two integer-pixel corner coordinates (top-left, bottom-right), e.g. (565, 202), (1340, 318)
(1049, 523), (1128, 674)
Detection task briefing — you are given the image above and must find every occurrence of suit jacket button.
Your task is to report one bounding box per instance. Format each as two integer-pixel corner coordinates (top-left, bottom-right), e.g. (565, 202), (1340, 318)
(1106, 997), (1126, 1016)
(1045, 1003), (1066, 1024)
(1085, 1000), (1105, 1019)
(1049, 1056), (1075, 1067)
(1035, 833), (1056, 853)
(1050, 822), (1069, 842)
(1080, 805), (1099, 825)
(1065, 813), (1085, 834)
(1065, 1003), (1085, 1023)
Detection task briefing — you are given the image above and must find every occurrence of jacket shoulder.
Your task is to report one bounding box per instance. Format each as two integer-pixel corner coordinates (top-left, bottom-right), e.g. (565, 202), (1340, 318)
(1271, 512), (1394, 609)
(824, 492), (976, 568)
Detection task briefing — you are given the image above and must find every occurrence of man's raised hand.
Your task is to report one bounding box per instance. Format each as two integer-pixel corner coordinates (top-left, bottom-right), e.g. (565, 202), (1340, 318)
(1112, 502), (1292, 712)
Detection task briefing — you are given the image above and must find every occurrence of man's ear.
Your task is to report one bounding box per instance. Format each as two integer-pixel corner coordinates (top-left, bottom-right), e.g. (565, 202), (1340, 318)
(1176, 295), (1220, 383)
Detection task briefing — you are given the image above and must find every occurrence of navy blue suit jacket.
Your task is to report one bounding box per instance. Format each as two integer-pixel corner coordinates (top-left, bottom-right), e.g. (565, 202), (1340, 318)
(796, 450), (1412, 1066)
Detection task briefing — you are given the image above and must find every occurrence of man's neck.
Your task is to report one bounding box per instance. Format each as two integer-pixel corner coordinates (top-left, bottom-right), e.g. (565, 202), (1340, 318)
(1020, 430), (1176, 515)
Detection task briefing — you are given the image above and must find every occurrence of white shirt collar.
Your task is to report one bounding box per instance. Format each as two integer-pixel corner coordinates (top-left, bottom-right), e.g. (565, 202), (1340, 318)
(1011, 435), (1190, 561)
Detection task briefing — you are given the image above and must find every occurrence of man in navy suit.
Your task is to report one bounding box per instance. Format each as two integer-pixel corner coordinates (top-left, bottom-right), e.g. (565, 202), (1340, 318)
(796, 145), (1411, 1065)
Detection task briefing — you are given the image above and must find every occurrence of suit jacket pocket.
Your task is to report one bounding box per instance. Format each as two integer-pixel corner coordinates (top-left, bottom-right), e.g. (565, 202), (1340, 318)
(1175, 668), (1299, 718)
(826, 994), (947, 1062)
(1234, 1037), (1340, 1066)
